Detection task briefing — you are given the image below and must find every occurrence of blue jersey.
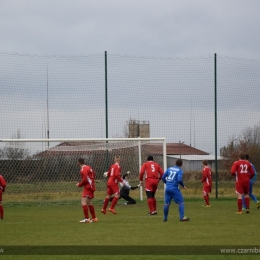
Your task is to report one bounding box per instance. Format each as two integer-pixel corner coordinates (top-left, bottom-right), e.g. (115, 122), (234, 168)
(162, 165), (185, 189)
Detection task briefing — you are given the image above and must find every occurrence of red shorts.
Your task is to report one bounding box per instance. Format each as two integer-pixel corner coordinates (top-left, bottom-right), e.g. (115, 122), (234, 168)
(106, 184), (120, 195)
(145, 178), (159, 193)
(203, 186), (212, 194)
(82, 189), (94, 199)
(0, 190), (2, 202)
(236, 182), (249, 195)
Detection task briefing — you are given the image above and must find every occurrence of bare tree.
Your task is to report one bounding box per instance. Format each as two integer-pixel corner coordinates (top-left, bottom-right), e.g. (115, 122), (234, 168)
(221, 123), (260, 170)
(1, 130), (29, 159)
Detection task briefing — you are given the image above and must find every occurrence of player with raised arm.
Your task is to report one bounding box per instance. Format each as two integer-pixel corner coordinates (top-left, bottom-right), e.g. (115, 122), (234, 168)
(76, 158), (98, 223)
(231, 152), (255, 214)
(201, 160), (212, 207)
(162, 159), (189, 222)
(102, 155), (124, 214)
(0, 174), (6, 219)
(242, 154), (259, 210)
(140, 155), (164, 215)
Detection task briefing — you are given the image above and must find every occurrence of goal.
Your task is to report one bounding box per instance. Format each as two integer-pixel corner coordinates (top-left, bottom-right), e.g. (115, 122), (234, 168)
(0, 138), (166, 206)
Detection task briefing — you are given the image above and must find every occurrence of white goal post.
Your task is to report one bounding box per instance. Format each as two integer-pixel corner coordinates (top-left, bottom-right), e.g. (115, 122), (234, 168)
(0, 138), (166, 206)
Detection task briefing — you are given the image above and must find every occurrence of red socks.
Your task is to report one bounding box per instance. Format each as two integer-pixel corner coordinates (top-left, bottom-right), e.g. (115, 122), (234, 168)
(110, 197), (119, 209)
(238, 198), (242, 212)
(204, 194), (210, 205)
(152, 198), (157, 212)
(103, 198), (110, 211)
(0, 205), (3, 219)
(82, 204), (97, 219)
(245, 197), (250, 209)
(148, 198), (154, 213)
(82, 205), (89, 219)
(88, 205), (96, 219)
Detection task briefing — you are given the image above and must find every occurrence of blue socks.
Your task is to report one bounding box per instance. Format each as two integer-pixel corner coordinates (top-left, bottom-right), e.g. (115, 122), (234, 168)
(163, 205), (169, 220)
(179, 203), (184, 219)
(163, 203), (185, 220)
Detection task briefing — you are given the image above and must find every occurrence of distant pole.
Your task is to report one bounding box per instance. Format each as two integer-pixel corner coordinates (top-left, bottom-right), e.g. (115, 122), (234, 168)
(47, 65), (50, 150)
(179, 141), (184, 159)
(105, 51), (108, 139)
(179, 141), (181, 159)
(105, 51), (109, 170)
(138, 138), (143, 201)
(194, 116), (196, 148)
(190, 101), (192, 146)
(214, 53), (218, 199)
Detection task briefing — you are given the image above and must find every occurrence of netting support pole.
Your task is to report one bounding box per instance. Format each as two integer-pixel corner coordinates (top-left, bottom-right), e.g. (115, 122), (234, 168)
(214, 53), (218, 199)
(46, 65), (50, 150)
(138, 138), (143, 201)
(163, 138), (167, 202)
(105, 51), (109, 170)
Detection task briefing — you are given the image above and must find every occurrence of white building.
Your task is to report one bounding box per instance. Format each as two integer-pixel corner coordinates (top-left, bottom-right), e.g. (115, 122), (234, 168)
(167, 154), (224, 172)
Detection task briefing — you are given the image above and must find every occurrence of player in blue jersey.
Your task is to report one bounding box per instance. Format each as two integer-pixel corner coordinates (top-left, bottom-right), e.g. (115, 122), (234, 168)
(161, 159), (190, 222)
(242, 154), (259, 210)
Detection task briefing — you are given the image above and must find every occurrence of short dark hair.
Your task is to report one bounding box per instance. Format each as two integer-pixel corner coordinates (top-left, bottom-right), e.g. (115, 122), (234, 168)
(123, 174), (128, 179)
(176, 159), (183, 167)
(78, 158), (85, 164)
(115, 155), (121, 161)
(239, 153), (246, 160)
(203, 160), (208, 166)
(147, 155), (153, 161)
(245, 154), (249, 160)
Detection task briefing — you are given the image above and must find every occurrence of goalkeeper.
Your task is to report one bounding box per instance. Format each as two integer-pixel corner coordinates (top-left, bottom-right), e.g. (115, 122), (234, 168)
(109, 173), (140, 205)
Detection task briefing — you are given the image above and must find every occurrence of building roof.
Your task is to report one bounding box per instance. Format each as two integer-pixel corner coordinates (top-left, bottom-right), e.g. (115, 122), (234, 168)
(35, 141), (210, 157)
(165, 143), (209, 155)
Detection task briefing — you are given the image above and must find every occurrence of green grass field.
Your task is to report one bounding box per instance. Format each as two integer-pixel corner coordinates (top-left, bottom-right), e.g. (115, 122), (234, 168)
(1, 199), (260, 260)
(5, 181), (260, 206)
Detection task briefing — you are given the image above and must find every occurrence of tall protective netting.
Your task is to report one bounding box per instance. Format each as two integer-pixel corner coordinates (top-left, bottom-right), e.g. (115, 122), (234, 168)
(1, 52), (260, 203)
(0, 53), (105, 139)
(217, 56), (260, 198)
(0, 138), (166, 206)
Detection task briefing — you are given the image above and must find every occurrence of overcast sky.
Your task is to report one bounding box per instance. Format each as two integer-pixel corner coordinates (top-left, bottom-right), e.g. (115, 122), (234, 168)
(1, 0), (260, 156)
(1, 0), (260, 59)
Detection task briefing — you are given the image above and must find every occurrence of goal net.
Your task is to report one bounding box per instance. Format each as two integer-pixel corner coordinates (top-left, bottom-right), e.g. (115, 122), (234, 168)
(0, 138), (166, 206)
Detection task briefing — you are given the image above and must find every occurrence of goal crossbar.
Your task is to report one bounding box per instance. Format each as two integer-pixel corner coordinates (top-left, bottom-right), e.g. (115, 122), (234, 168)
(0, 137), (166, 142)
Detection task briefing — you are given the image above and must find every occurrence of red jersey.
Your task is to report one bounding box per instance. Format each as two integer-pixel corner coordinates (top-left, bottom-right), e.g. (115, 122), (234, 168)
(140, 161), (164, 181)
(0, 175), (6, 192)
(231, 160), (254, 185)
(78, 165), (96, 191)
(201, 166), (212, 188)
(107, 163), (123, 185)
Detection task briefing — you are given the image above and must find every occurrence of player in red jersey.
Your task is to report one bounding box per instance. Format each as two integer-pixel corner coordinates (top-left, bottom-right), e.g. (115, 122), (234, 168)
(231, 152), (255, 214)
(102, 155), (125, 214)
(76, 158), (97, 223)
(139, 155), (164, 215)
(0, 174), (6, 219)
(201, 160), (212, 207)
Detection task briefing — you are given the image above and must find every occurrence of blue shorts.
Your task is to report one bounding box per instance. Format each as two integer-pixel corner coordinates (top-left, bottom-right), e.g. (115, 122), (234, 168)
(164, 187), (184, 205)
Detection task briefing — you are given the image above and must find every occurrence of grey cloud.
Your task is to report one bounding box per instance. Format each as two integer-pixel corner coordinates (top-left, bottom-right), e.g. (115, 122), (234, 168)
(0, 0), (260, 58)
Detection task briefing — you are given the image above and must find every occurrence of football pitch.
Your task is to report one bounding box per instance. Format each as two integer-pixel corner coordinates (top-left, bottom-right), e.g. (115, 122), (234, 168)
(1, 199), (259, 260)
